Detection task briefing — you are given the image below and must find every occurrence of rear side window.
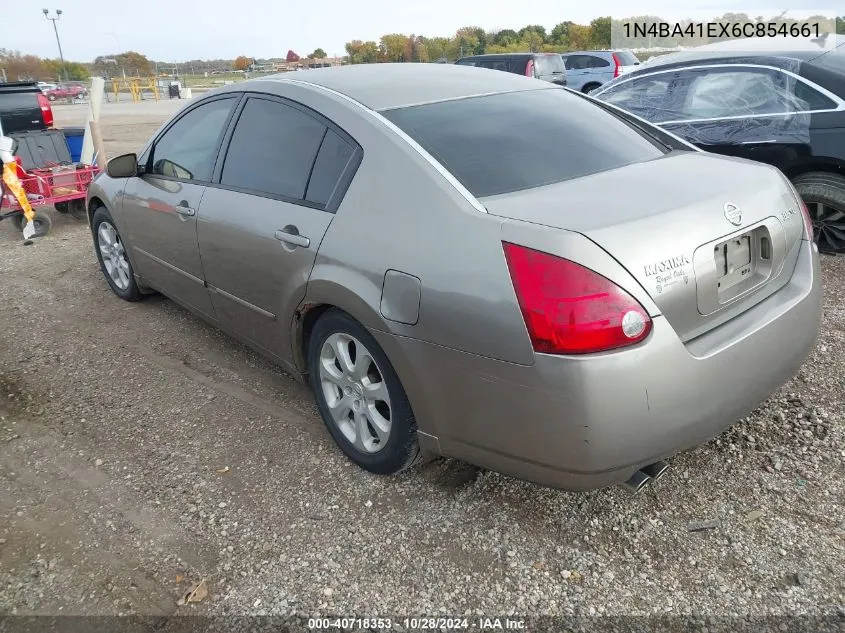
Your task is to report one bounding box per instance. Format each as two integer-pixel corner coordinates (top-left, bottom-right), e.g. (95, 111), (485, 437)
(792, 79), (837, 110)
(305, 130), (355, 206)
(586, 55), (611, 68)
(221, 97), (326, 200)
(477, 59), (513, 73)
(534, 55), (565, 75)
(384, 89), (666, 198)
(566, 55), (609, 70)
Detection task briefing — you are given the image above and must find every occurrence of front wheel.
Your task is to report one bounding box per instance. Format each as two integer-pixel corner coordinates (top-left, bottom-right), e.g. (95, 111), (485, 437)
(793, 172), (845, 254)
(92, 206), (142, 301)
(308, 309), (420, 475)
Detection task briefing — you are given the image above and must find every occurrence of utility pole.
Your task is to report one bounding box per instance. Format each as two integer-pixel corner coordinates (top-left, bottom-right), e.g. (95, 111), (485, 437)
(43, 9), (68, 82)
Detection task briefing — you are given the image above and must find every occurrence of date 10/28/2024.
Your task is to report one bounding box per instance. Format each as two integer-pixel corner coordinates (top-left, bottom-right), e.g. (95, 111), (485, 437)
(307, 617), (526, 630)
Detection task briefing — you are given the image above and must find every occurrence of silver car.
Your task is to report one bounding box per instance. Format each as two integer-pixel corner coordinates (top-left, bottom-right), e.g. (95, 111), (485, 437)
(87, 64), (822, 492)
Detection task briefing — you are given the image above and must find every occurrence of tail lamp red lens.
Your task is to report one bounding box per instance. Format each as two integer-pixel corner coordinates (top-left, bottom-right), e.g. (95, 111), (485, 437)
(37, 93), (54, 128)
(612, 53), (623, 78)
(799, 199), (814, 240)
(525, 59), (535, 77)
(502, 242), (652, 354)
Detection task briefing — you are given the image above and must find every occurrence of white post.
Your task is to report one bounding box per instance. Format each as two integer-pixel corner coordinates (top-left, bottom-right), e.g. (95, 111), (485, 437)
(80, 77), (105, 166)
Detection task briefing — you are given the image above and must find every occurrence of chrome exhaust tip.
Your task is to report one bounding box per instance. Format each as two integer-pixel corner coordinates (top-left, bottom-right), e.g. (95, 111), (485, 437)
(641, 460), (670, 482)
(621, 469), (651, 494)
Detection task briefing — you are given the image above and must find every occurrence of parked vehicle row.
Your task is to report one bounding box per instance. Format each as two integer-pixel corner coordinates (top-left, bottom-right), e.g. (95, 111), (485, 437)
(87, 63), (822, 493)
(455, 50), (642, 93)
(455, 53), (568, 86)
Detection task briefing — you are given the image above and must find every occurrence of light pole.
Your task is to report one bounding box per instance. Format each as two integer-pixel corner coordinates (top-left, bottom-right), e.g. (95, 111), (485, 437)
(43, 9), (68, 82)
(105, 33), (126, 78)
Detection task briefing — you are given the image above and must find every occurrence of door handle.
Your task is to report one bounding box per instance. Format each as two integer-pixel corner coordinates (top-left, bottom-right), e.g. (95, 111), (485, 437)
(175, 204), (195, 217)
(274, 227), (310, 248)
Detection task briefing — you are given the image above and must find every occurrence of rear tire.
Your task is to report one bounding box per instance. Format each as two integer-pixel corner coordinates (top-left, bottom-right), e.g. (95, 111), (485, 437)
(792, 172), (845, 254)
(582, 83), (601, 94)
(307, 309), (420, 475)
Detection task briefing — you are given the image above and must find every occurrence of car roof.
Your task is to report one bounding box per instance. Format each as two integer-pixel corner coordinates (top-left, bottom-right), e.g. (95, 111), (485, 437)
(253, 62), (548, 111)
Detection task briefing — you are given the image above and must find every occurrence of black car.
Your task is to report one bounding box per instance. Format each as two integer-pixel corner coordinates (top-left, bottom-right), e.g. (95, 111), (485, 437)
(593, 39), (845, 253)
(455, 53), (568, 86)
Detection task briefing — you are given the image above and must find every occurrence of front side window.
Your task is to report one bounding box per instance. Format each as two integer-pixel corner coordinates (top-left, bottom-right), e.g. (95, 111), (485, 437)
(220, 97), (326, 200)
(384, 89), (666, 198)
(150, 97), (236, 181)
(684, 69), (794, 118)
(594, 73), (689, 123)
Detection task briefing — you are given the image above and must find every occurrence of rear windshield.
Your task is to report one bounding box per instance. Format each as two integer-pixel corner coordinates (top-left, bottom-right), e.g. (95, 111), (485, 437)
(614, 51), (641, 65)
(383, 89), (666, 198)
(0, 92), (39, 110)
(534, 54), (565, 75)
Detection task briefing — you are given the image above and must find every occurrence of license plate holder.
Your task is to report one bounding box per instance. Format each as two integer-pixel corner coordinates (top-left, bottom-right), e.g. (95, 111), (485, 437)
(714, 233), (754, 292)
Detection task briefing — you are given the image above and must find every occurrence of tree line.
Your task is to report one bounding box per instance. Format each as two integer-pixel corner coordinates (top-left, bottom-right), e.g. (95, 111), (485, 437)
(346, 14), (845, 64)
(2, 15), (843, 81)
(0, 48), (90, 82)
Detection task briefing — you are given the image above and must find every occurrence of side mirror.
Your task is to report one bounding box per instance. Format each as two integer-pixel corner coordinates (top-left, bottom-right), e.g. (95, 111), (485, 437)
(106, 153), (139, 179)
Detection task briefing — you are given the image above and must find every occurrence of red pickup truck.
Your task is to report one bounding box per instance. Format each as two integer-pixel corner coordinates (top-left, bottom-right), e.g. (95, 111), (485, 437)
(43, 83), (87, 101)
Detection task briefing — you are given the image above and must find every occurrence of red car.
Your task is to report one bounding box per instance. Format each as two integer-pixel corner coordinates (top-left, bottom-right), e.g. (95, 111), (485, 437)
(43, 84), (87, 101)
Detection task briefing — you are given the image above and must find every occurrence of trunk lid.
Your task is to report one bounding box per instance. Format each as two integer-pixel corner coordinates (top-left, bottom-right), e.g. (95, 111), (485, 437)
(482, 151), (805, 342)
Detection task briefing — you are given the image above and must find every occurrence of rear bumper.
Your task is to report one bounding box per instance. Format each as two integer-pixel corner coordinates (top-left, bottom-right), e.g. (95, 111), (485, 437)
(373, 239), (822, 491)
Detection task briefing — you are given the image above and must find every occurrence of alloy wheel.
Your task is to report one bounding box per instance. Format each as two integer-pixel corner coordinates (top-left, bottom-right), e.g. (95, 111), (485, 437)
(97, 221), (131, 290)
(318, 332), (392, 454)
(806, 201), (845, 253)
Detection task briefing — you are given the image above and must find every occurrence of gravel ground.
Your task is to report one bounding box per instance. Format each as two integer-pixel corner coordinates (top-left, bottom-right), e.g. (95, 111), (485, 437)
(0, 102), (843, 627)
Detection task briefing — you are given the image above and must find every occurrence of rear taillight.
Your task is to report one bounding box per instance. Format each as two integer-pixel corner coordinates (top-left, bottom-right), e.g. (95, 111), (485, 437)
(503, 242), (652, 355)
(525, 59), (535, 77)
(799, 198), (814, 240)
(37, 93), (54, 128)
(612, 53), (622, 78)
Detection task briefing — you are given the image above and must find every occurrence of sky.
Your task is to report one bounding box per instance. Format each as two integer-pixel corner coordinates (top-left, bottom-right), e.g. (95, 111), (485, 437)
(5, 0), (836, 62)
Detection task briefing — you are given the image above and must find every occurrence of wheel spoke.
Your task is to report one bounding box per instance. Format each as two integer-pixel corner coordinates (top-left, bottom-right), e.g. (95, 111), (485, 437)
(352, 350), (375, 381)
(97, 226), (112, 253)
(362, 378), (388, 404)
(320, 355), (344, 384)
(353, 411), (371, 451)
(328, 396), (352, 425)
(332, 336), (356, 376)
(366, 404), (390, 441)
